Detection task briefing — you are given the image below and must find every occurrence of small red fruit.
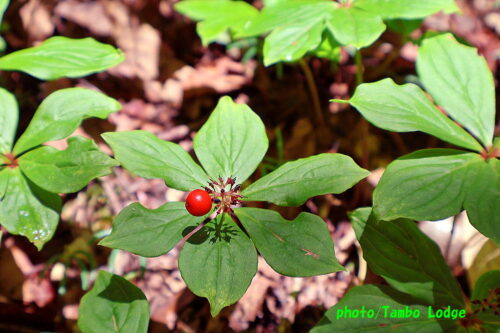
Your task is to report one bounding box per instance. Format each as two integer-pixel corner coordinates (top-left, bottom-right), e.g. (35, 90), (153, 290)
(185, 189), (212, 216)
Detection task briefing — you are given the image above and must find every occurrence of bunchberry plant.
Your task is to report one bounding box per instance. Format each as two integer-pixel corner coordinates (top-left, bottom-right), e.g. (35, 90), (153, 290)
(333, 34), (500, 245)
(312, 208), (499, 332)
(0, 0), (125, 250)
(175, 0), (458, 66)
(98, 96), (369, 316)
(0, 88), (120, 249)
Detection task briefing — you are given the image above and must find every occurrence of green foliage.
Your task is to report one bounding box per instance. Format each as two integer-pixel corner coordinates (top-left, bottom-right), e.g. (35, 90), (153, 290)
(102, 130), (208, 192)
(0, 88), (120, 249)
(334, 35), (499, 244)
(334, 78), (482, 152)
(179, 214), (258, 316)
(175, 0), (258, 45)
(354, 0), (458, 19)
(417, 34), (495, 147)
(0, 0), (8, 24)
(176, 0), (459, 65)
(311, 285), (458, 332)
(0, 168), (60, 250)
(19, 136), (118, 193)
(77, 271), (150, 333)
(99, 202), (206, 257)
(0, 88), (18, 154)
(13, 88), (121, 155)
(313, 209), (496, 332)
(350, 208), (463, 308)
(241, 153), (369, 206)
(100, 96), (368, 315)
(326, 7), (385, 49)
(235, 208), (344, 276)
(0, 36), (124, 80)
(193, 96), (269, 184)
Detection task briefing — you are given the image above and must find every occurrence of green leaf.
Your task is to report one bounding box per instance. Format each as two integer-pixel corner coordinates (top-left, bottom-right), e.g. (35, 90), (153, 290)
(100, 202), (206, 257)
(0, 36), (124, 80)
(18, 136), (118, 193)
(77, 270), (149, 333)
(0, 168), (60, 250)
(237, 0), (334, 38)
(386, 18), (423, 36)
(417, 34), (495, 147)
(0, 167), (8, 199)
(0, 0), (8, 25)
(471, 270), (500, 303)
(463, 158), (500, 244)
(374, 149), (500, 243)
(470, 270), (500, 331)
(263, 19), (324, 65)
(242, 153), (368, 206)
(179, 214), (257, 316)
(311, 284), (459, 333)
(235, 207), (344, 276)
(327, 7), (386, 49)
(13, 88), (120, 155)
(373, 149), (482, 222)
(175, 0), (258, 45)
(102, 130), (208, 192)
(354, 0), (459, 19)
(342, 78), (482, 152)
(236, 0), (334, 65)
(194, 96), (268, 184)
(0, 87), (18, 153)
(312, 33), (341, 62)
(350, 208), (464, 308)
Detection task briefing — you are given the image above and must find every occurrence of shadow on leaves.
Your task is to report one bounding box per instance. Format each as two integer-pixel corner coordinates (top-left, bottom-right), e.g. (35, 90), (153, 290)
(186, 217), (238, 245)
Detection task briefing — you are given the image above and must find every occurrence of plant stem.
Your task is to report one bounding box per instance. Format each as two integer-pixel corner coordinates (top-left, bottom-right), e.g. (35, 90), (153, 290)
(354, 49), (363, 86)
(299, 58), (325, 127)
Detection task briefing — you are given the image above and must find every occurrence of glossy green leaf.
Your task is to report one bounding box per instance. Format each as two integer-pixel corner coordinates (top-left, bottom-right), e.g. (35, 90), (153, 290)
(0, 168), (60, 250)
(242, 153), (368, 206)
(337, 78), (482, 152)
(237, 0), (333, 38)
(19, 136), (118, 193)
(263, 19), (324, 65)
(417, 34), (495, 147)
(327, 7), (385, 49)
(13, 88), (120, 155)
(194, 96), (268, 184)
(102, 130), (208, 192)
(175, 0), (258, 45)
(179, 214), (257, 316)
(0, 87), (18, 153)
(373, 149), (482, 222)
(235, 207), (344, 276)
(350, 208), (464, 308)
(100, 202), (206, 257)
(77, 270), (149, 333)
(311, 284), (459, 333)
(0, 36), (124, 80)
(463, 158), (500, 244)
(0, 0), (8, 24)
(354, 0), (458, 19)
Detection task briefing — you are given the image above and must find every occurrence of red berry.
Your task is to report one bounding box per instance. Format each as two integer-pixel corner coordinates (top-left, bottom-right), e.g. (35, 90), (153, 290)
(185, 189), (212, 216)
